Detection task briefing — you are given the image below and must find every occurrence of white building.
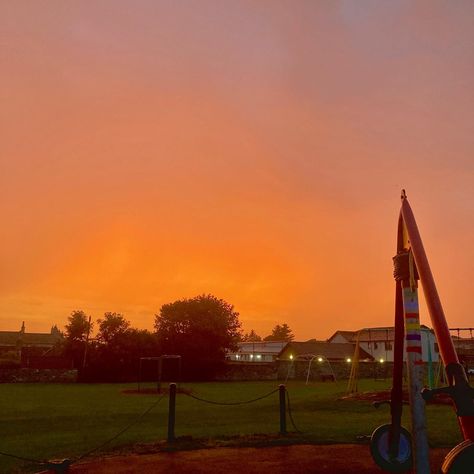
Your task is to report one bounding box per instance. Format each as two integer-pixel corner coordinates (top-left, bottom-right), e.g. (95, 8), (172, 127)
(226, 341), (287, 362)
(328, 326), (439, 363)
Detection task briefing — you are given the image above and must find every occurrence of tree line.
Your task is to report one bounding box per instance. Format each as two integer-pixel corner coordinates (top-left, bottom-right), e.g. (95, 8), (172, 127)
(58, 294), (294, 381)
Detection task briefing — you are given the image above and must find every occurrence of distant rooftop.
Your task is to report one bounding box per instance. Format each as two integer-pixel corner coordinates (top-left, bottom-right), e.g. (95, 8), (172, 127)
(0, 322), (62, 348)
(328, 326), (433, 343)
(280, 341), (373, 361)
(234, 341), (287, 354)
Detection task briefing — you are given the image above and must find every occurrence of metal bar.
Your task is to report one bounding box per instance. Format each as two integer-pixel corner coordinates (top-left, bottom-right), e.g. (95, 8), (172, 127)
(167, 383), (176, 442)
(389, 282), (405, 459)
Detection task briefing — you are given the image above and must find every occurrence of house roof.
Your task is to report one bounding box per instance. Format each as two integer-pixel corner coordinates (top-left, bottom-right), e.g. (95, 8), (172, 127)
(327, 331), (356, 343)
(234, 341), (288, 354)
(328, 326), (434, 343)
(0, 331), (62, 347)
(279, 341), (373, 361)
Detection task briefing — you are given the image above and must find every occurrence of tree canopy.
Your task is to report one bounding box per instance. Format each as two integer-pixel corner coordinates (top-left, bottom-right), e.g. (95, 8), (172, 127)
(264, 323), (294, 342)
(65, 310), (92, 342)
(241, 329), (262, 342)
(63, 310), (93, 369)
(154, 294), (241, 379)
(97, 312), (130, 345)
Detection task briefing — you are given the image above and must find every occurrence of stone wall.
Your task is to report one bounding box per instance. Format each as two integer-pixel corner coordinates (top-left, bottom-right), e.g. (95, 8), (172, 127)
(216, 362), (278, 381)
(0, 368), (78, 383)
(278, 360), (395, 381)
(218, 360), (441, 382)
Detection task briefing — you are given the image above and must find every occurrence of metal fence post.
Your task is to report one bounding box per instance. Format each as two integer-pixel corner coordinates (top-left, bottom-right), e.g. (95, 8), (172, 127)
(279, 384), (287, 434)
(167, 383), (176, 442)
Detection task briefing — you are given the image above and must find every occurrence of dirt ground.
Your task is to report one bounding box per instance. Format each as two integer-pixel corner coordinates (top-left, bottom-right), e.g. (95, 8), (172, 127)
(65, 444), (451, 473)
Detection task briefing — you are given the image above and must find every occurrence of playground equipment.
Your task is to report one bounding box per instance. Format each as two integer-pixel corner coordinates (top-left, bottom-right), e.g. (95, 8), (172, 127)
(347, 331), (361, 393)
(370, 191), (474, 473)
(304, 354), (337, 384)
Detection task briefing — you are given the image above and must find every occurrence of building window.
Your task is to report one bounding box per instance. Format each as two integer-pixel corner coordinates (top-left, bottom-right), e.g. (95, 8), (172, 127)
(434, 343), (439, 353)
(385, 342), (392, 351)
(374, 342), (378, 350)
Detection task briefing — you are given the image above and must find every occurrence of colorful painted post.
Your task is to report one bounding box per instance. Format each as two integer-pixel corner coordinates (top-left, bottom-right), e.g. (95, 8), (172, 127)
(279, 384), (287, 434)
(167, 383), (176, 442)
(401, 281), (430, 474)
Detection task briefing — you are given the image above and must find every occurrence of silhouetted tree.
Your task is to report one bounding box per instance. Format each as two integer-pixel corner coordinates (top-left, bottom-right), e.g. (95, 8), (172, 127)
(65, 310), (92, 342)
(154, 294), (241, 379)
(97, 312), (130, 345)
(241, 329), (262, 342)
(63, 310), (93, 369)
(264, 323), (294, 342)
(84, 311), (159, 382)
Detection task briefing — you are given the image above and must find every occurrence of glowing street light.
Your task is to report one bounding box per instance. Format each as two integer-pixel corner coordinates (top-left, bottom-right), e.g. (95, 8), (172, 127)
(346, 357), (351, 363)
(317, 357), (323, 362)
(289, 354), (293, 360)
(379, 358), (385, 363)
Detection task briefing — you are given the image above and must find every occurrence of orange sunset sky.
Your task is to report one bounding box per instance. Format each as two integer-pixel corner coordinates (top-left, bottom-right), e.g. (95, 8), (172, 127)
(1, 1), (473, 340)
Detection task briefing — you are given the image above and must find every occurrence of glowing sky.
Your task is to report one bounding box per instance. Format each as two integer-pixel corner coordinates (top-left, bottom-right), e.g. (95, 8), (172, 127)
(1, 1), (473, 339)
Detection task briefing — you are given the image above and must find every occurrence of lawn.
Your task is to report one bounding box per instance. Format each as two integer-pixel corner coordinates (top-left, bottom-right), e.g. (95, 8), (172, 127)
(0, 379), (463, 473)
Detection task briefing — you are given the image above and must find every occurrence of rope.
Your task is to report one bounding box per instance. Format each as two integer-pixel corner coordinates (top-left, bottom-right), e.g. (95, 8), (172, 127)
(285, 389), (303, 434)
(184, 388), (279, 406)
(0, 450), (47, 466)
(75, 394), (165, 461)
(1, 394), (165, 471)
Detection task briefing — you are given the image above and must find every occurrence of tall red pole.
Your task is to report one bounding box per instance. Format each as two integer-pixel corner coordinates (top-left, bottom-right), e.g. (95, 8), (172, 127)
(400, 198), (458, 365)
(400, 194), (474, 441)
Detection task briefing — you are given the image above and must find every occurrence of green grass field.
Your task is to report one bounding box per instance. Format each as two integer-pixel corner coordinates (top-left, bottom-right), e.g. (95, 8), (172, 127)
(0, 379), (463, 473)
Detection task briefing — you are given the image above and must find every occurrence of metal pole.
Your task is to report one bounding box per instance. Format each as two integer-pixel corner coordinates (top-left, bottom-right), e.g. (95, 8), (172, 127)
(82, 316), (92, 370)
(305, 356), (315, 385)
(167, 383), (176, 442)
(138, 358), (142, 393)
(279, 384), (287, 434)
(388, 282), (405, 460)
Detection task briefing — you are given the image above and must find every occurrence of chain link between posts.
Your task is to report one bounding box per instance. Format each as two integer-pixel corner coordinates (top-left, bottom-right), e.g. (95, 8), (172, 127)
(2, 385), (309, 472)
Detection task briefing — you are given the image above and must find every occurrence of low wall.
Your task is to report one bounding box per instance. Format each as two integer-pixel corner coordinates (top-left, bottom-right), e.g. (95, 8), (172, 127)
(216, 362), (278, 381)
(278, 360), (394, 381)
(0, 368), (78, 383)
(219, 360), (440, 382)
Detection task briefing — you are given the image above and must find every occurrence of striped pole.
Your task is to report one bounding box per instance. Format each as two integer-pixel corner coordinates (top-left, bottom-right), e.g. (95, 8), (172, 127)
(402, 283), (430, 474)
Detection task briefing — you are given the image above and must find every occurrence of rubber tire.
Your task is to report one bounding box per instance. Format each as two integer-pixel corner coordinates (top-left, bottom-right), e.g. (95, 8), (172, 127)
(370, 424), (413, 473)
(441, 440), (474, 474)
